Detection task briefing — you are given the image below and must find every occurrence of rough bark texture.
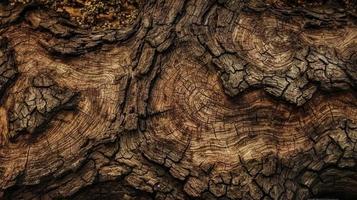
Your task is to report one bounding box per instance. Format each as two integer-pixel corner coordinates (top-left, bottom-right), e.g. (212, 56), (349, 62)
(0, 0), (356, 199)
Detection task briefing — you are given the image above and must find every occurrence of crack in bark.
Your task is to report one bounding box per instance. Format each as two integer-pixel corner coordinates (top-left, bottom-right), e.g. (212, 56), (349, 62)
(0, 0), (356, 199)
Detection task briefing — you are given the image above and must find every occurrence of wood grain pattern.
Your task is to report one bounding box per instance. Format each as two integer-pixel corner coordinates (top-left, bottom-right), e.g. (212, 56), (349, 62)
(0, 0), (356, 199)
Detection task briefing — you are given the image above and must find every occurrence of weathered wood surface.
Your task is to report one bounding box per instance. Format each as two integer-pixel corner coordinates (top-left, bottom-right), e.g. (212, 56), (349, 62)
(0, 0), (356, 199)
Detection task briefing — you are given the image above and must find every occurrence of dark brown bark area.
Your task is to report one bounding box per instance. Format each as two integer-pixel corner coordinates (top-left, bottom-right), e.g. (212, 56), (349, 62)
(0, 0), (356, 199)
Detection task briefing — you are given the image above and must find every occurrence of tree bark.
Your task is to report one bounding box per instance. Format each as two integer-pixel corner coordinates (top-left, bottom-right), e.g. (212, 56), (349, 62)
(0, 0), (356, 199)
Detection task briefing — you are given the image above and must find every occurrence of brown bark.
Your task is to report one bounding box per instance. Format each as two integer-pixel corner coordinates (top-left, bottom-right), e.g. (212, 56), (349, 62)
(0, 0), (356, 199)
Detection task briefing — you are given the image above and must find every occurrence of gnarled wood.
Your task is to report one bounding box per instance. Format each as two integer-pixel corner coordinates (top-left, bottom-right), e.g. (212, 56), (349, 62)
(0, 0), (356, 199)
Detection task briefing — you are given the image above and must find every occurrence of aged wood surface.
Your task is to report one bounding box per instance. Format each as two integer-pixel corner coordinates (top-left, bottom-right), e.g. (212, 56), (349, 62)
(0, 0), (356, 199)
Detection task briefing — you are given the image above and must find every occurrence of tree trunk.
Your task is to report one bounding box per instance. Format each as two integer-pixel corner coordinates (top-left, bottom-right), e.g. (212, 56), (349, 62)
(0, 0), (356, 199)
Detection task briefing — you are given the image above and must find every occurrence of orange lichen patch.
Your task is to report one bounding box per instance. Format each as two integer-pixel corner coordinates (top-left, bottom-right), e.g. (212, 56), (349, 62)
(56, 0), (140, 29)
(10, 0), (142, 30)
(263, 0), (355, 7)
(62, 6), (82, 18)
(0, 107), (9, 145)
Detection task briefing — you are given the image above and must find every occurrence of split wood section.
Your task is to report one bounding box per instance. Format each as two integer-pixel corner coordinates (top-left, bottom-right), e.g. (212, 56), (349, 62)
(0, 0), (356, 199)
